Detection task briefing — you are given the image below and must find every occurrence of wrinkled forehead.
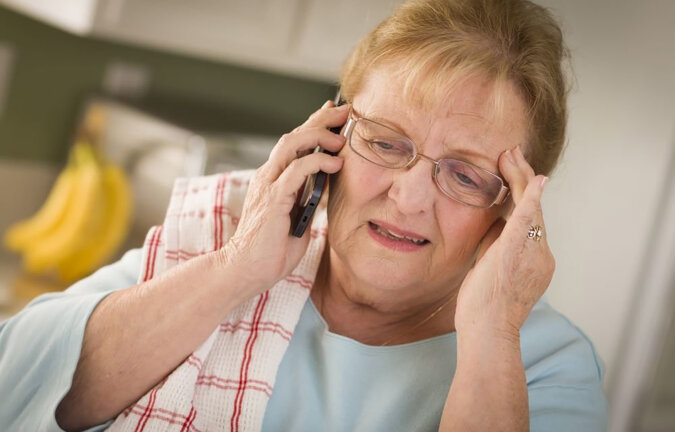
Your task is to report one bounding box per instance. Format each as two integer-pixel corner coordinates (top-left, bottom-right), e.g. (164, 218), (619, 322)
(393, 60), (525, 120)
(355, 63), (529, 134)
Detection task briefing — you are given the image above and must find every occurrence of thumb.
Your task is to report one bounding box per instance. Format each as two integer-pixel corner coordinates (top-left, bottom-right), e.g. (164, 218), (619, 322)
(475, 218), (506, 263)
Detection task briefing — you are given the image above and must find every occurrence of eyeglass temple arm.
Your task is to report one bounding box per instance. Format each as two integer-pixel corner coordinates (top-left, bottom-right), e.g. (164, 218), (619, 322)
(341, 116), (356, 138)
(494, 185), (510, 206)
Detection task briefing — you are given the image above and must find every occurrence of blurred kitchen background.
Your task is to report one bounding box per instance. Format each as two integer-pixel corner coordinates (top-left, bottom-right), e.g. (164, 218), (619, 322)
(0, 1), (673, 431)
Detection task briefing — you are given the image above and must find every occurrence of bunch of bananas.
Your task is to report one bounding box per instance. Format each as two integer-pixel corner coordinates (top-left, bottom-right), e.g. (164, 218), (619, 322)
(3, 140), (133, 283)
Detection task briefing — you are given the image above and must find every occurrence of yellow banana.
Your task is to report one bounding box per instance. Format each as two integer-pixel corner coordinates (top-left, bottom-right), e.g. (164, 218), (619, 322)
(59, 162), (133, 281)
(3, 163), (77, 253)
(23, 142), (106, 275)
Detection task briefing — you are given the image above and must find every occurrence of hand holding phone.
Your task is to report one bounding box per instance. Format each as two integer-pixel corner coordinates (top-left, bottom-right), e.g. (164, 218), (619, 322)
(290, 93), (345, 237)
(225, 95), (347, 296)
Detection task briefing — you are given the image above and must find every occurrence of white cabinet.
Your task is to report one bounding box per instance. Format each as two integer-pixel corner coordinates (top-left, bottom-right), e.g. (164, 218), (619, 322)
(91, 0), (302, 75)
(1, 0), (402, 81)
(0, 0), (98, 34)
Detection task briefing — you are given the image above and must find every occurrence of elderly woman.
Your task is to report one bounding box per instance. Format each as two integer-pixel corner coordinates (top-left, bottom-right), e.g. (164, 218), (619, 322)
(0, 0), (606, 430)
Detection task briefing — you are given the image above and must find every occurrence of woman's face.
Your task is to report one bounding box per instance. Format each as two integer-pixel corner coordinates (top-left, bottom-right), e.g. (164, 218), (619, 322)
(326, 66), (530, 312)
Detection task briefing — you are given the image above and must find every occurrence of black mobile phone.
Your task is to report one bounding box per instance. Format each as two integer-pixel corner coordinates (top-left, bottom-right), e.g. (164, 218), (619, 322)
(290, 92), (344, 237)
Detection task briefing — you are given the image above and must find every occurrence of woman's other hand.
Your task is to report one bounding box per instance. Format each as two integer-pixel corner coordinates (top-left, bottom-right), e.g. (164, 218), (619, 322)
(223, 101), (349, 294)
(454, 146), (555, 340)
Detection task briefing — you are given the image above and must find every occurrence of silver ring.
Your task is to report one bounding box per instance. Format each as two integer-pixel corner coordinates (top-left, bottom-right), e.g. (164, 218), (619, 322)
(527, 225), (543, 242)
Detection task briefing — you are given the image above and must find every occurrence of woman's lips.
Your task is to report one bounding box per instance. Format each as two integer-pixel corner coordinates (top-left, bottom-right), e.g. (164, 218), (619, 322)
(367, 221), (429, 252)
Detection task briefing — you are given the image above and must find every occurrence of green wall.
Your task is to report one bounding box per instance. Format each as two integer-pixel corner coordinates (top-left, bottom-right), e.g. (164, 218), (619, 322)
(0, 6), (336, 164)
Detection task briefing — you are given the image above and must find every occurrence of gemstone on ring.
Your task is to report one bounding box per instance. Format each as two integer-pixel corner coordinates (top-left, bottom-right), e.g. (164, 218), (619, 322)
(528, 225), (543, 242)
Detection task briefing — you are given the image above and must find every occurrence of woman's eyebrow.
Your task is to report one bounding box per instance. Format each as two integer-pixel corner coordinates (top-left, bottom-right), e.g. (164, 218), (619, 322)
(353, 107), (413, 138)
(446, 146), (493, 163)
(444, 146), (500, 172)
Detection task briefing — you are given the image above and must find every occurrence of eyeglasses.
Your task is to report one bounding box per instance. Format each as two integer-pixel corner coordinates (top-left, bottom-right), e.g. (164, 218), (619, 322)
(343, 110), (510, 208)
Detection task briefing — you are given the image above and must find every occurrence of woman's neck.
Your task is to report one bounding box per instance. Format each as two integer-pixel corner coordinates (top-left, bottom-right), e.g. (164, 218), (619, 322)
(310, 246), (458, 346)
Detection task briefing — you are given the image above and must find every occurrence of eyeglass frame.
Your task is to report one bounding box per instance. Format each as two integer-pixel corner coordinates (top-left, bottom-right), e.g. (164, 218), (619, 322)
(342, 108), (510, 209)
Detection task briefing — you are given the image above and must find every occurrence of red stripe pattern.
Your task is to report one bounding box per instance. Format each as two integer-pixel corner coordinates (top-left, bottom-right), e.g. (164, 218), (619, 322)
(219, 320), (293, 341)
(213, 174), (228, 252)
(196, 375), (273, 398)
(230, 291), (270, 431)
(142, 225), (162, 282)
(179, 407), (196, 432)
(127, 405), (202, 432)
(133, 378), (167, 432)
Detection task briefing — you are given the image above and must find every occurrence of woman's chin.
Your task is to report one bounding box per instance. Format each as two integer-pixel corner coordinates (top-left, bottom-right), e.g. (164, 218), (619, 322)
(347, 255), (426, 294)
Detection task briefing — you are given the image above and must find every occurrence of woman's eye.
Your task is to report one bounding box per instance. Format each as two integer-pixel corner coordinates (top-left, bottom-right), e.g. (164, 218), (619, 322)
(370, 140), (397, 151)
(454, 172), (479, 188)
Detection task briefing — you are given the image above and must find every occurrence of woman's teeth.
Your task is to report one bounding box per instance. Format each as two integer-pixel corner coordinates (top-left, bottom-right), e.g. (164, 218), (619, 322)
(372, 223), (427, 245)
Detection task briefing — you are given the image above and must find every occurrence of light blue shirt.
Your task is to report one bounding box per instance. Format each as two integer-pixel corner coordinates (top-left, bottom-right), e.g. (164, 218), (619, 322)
(0, 249), (607, 431)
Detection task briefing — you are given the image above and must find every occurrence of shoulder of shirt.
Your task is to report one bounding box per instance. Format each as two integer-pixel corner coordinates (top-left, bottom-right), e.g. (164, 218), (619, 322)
(520, 298), (605, 389)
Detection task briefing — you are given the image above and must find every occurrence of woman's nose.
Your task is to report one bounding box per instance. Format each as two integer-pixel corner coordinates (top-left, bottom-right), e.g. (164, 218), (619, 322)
(387, 160), (435, 215)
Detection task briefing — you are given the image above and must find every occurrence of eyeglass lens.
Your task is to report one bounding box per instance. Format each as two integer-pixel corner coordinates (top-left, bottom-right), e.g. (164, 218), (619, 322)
(349, 117), (504, 208)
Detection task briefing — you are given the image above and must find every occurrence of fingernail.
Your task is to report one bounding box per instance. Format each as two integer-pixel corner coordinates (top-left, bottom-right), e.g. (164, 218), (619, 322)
(505, 149), (516, 164)
(322, 100), (332, 108)
(540, 176), (549, 189)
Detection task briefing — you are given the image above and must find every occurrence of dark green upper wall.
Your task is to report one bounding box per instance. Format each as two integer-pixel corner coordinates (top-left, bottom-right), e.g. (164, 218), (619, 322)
(0, 6), (335, 164)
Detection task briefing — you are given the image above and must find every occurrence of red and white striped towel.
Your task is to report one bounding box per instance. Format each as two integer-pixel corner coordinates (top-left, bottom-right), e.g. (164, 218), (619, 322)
(108, 170), (328, 432)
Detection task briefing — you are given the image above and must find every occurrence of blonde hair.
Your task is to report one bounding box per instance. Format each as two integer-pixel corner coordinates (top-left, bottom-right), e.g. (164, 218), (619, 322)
(340, 0), (570, 176)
